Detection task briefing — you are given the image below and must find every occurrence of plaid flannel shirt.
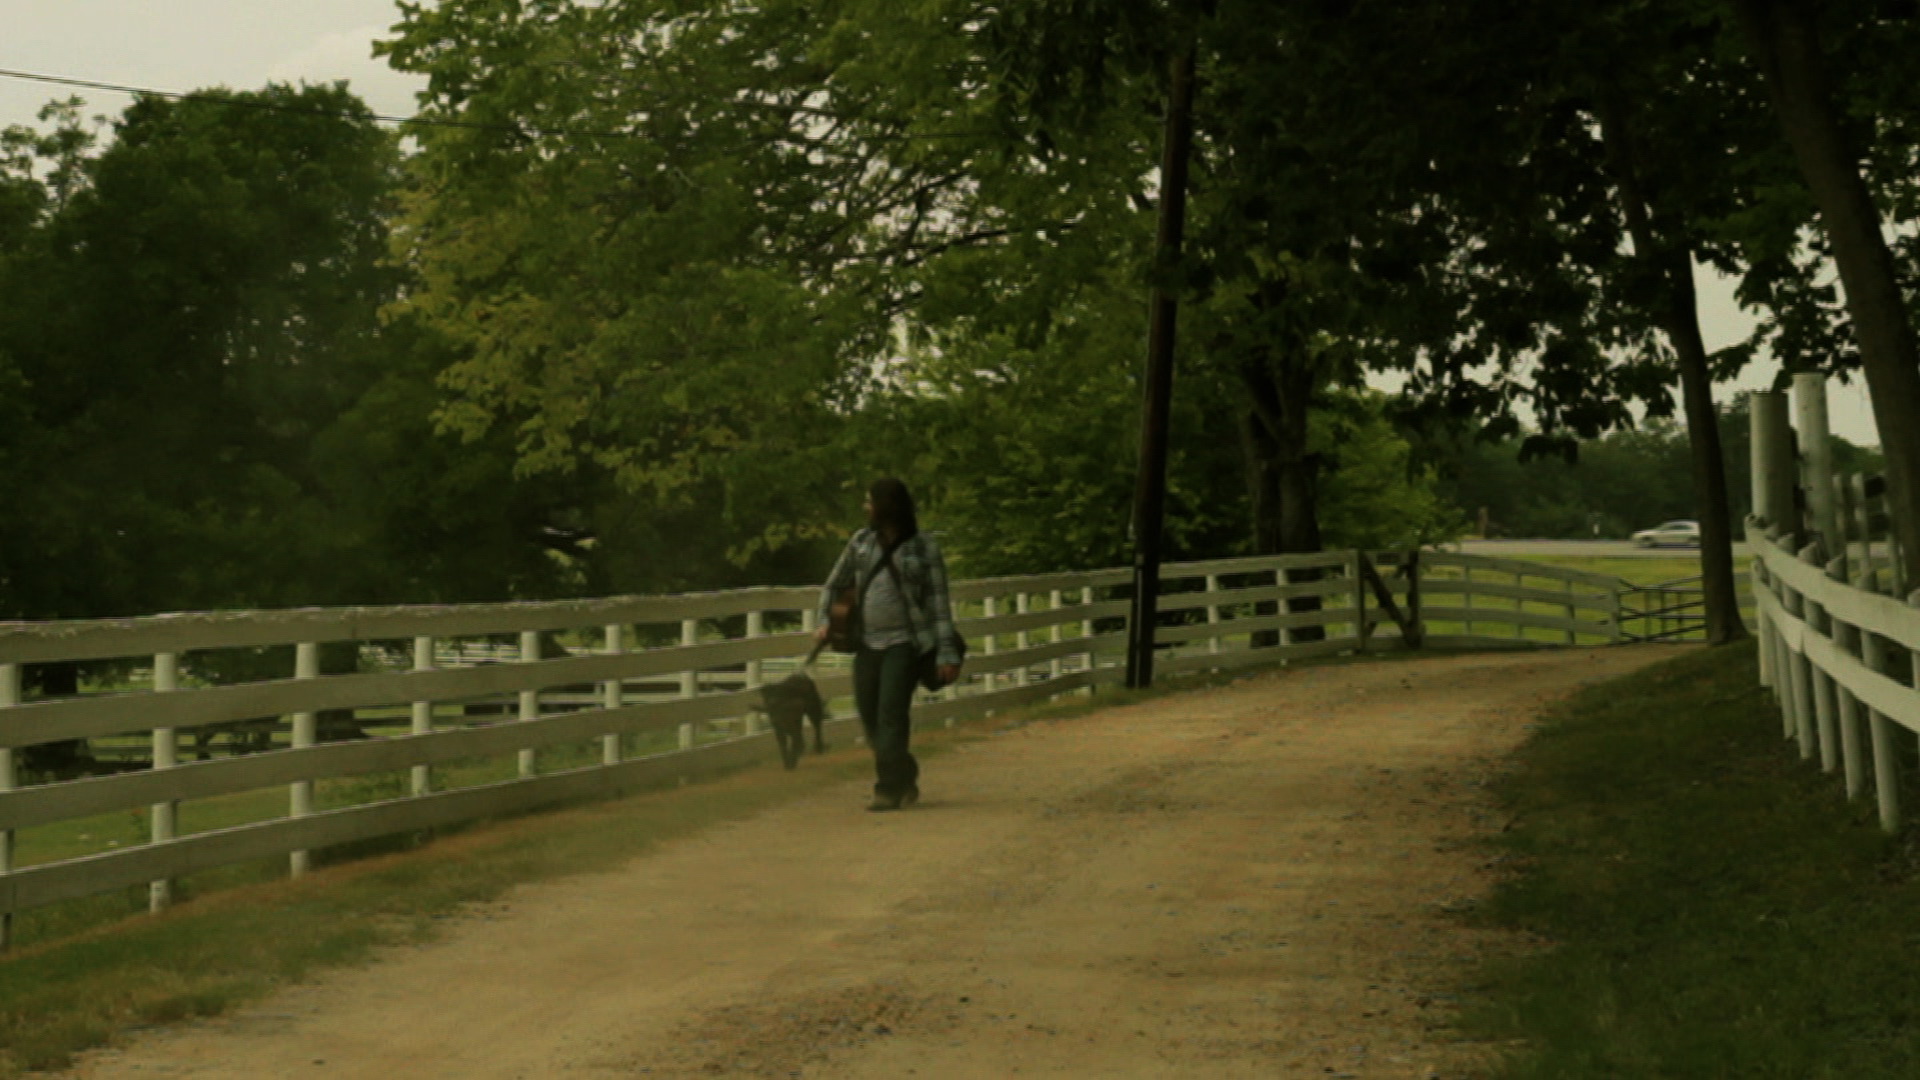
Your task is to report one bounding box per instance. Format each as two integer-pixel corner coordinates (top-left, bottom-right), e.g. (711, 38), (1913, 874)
(817, 528), (962, 666)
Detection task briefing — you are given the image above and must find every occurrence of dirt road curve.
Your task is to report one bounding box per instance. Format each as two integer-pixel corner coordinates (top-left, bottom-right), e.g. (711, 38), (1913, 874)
(63, 646), (1679, 1080)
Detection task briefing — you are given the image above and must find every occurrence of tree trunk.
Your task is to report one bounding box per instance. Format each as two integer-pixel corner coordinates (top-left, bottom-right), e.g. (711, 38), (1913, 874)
(1663, 249), (1751, 644)
(1240, 400), (1283, 556)
(1241, 355), (1326, 643)
(1733, 0), (1920, 588)
(1592, 90), (1750, 644)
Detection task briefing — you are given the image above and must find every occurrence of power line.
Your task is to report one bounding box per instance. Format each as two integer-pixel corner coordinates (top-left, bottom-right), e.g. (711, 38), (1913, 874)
(0, 65), (994, 144)
(0, 65), (664, 140)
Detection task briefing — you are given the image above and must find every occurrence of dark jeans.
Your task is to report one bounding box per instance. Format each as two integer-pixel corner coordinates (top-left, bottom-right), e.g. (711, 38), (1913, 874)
(854, 643), (920, 798)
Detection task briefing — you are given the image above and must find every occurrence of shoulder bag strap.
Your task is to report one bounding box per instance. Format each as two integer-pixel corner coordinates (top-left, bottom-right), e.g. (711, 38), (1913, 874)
(853, 534), (892, 604)
(879, 545), (928, 645)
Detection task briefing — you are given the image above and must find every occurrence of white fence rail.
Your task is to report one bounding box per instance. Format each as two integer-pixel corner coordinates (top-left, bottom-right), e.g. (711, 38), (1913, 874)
(0, 547), (1623, 940)
(1747, 522), (1920, 833)
(1746, 374), (1920, 834)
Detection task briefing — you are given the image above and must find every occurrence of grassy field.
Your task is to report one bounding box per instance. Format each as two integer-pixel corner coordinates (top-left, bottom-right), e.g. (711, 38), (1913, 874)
(1459, 639), (1920, 1078)
(1520, 552), (1749, 587)
(1417, 553), (1752, 645)
(5, 719), (753, 950)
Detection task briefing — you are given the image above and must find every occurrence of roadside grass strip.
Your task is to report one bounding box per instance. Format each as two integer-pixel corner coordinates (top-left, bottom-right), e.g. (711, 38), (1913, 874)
(1461, 639), (1920, 1078)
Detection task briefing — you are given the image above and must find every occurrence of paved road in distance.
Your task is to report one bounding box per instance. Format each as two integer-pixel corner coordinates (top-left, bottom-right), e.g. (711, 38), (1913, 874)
(1456, 539), (1734, 559)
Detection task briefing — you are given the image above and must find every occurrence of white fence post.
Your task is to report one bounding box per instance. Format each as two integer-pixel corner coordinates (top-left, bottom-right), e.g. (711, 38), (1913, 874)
(1050, 589), (1065, 680)
(1764, 539), (1797, 740)
(603, 624), (623, 764)
(289, 641), (319, 877)
(743, 611), (764, 736)
(1783, 558), (1817, 760)
(149, 651), (179, 912)
(1807, 558), (1840, 773)
(679, 619), (698, 698)
(1825, 560), (1867, 800)
(1862, 620), (1902, 832)
(1513, 571), (1526, 640)
(1015, 593), (1031, 687)
(982, 596), (998, 693)
(1080, 586), (1096, 691)
(1205, 574), (1222, 659)
(1, 662), (18, 949)
(517, 630), (540, 778)
(1752, 558), (1773, 687)
(1751, 400), (1776, 681)
(679, 619), (698, 750)
(411, 636), (434, 798)
(1774, 591), (1796, 739)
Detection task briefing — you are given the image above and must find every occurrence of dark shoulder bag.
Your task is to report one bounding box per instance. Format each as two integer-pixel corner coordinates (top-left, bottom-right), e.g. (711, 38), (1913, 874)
(825, 581), (863, 654)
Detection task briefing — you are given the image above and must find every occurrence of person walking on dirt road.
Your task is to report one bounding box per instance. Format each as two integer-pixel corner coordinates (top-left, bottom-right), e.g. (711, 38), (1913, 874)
(815, 478), (962, 811)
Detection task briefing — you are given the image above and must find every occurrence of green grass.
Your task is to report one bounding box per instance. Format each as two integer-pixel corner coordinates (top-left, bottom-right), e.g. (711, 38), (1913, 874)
(1412, 555), (1755, 645)
(6, 718), (762, 950)
(0, 736), (887, 1075)
(1521, 553), (1751, 588)
(19, 722), (709, 860)
(1458, 640), (1920, 1078)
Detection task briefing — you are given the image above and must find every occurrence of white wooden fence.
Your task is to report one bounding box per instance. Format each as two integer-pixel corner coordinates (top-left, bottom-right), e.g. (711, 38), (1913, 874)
(1746, 374), (1920, 834)
(0, 547), (1626, 943)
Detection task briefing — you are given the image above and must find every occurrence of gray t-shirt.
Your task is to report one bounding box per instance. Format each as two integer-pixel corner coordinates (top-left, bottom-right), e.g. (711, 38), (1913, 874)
(862, 559), (915, 650)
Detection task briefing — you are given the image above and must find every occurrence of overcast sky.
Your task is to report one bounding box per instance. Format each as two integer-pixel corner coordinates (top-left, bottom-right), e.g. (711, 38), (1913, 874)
(0, 0), (1884, 448)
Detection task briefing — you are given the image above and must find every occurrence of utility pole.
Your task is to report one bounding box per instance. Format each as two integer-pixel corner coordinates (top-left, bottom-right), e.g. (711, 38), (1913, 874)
(1126, 42), (1199, 690)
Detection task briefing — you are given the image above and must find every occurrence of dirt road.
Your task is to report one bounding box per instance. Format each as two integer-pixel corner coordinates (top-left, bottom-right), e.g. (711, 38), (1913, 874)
(62, 646), (1680, 1079)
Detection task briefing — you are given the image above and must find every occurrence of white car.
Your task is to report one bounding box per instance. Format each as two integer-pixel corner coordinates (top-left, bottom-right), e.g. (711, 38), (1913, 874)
(1632, 520), (1701, 548)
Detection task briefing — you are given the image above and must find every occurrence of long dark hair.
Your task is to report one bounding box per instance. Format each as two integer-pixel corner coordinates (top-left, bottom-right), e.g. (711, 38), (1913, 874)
(868, 477), (919, 544)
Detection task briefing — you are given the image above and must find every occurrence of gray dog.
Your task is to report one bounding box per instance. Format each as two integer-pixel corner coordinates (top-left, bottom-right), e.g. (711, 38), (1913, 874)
(757, 670), (827, 769)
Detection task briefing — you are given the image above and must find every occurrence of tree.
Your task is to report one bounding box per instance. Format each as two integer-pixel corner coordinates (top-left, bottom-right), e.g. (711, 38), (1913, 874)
(1572, 2), (1762, 643)
(872, 269), (1248, 577)
(1440, 399), (1879, 542)
(0, 84), (624, 624)
(1730, 0), (1920, 582)
(1313, 393), (1467, 552)
(379, 0), (1895, 615)
(380, 0), (1067, 570)
(0, 85), (410, 620)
